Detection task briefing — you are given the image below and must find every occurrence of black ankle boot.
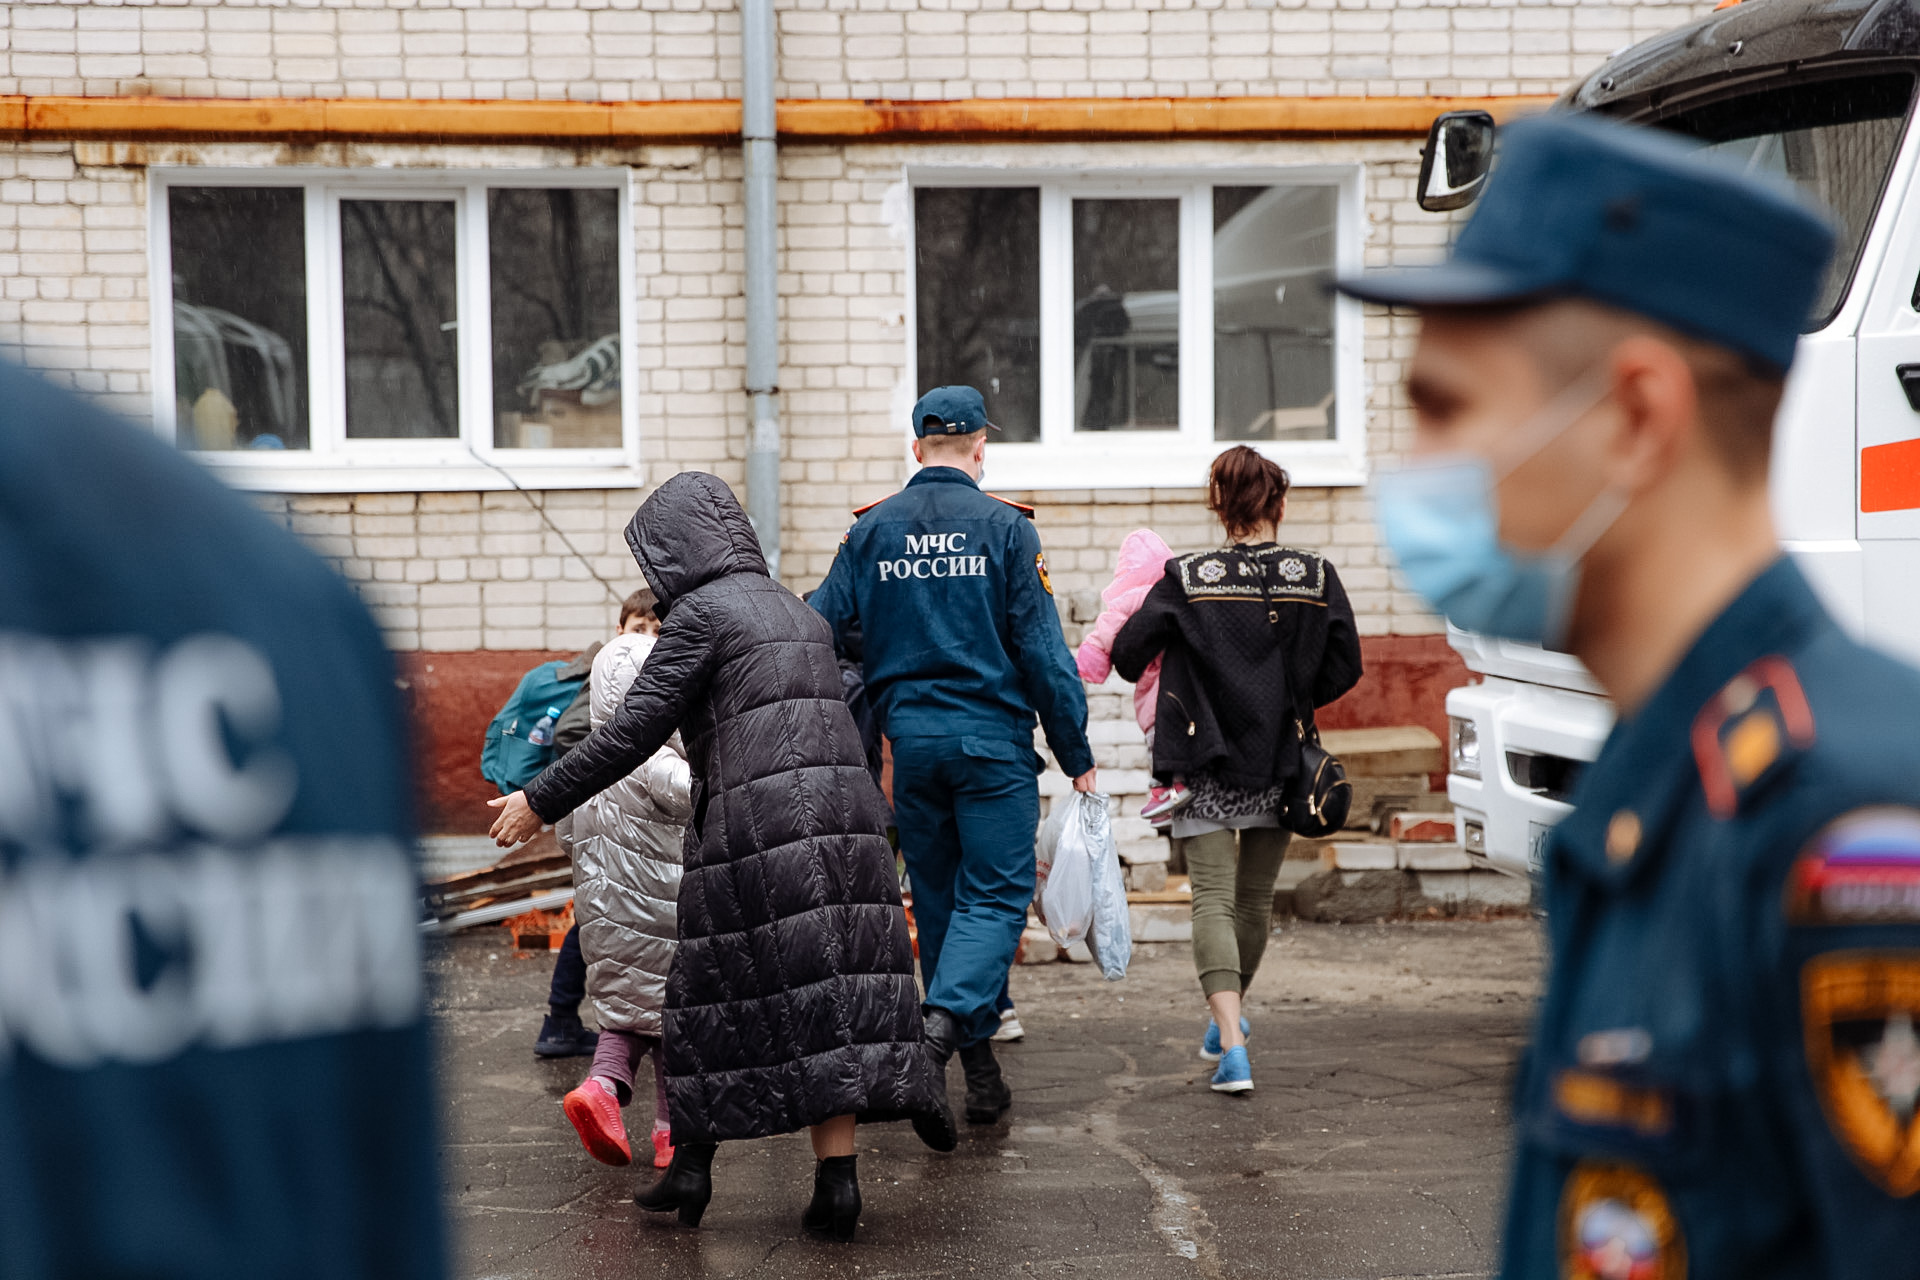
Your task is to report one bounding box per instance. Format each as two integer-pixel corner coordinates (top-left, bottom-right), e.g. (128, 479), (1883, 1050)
(922, 1006), (963, 1066)
(532, 1010), (598, 1058)
(911, 1007), (961, 1153)
(960, 1040), (1012, 1124)
(800, 1155), (861, 1242)
(635, 1140), (716, 1227)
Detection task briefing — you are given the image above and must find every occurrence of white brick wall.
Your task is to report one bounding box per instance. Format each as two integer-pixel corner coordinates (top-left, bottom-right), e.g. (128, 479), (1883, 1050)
(0, 129), (1518, 649)
(2, 0), (1711, 102)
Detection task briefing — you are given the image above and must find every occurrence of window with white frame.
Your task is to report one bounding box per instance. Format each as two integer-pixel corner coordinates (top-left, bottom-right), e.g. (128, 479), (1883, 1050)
(153, 171), (634, 488)
(910, 170), (1365, 489)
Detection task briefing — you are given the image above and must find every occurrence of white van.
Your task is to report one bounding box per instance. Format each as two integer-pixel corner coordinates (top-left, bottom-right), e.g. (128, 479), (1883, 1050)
(1423, 0), (1920, 878)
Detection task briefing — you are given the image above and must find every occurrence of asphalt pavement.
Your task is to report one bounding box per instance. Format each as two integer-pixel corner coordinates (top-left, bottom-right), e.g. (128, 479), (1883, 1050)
(433, 919), (1542, 1280)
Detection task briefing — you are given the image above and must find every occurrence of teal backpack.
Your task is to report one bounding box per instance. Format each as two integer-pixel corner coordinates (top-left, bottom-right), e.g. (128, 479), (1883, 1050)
(481, 659), (587, 795)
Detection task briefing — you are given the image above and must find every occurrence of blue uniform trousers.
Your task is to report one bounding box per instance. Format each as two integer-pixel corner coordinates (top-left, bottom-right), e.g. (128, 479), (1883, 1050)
(891, 736), (1040, 1047)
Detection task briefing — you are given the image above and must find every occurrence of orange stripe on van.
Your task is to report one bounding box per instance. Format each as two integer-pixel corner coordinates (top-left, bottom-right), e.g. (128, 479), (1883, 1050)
(1860, 438), (1920, 513)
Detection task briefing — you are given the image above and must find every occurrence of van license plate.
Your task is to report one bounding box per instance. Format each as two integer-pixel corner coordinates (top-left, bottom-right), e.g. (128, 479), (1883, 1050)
(1527, 822), (1553, 875)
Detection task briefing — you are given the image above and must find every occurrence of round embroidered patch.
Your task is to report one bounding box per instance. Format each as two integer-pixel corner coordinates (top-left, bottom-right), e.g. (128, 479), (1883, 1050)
(1197, 558), (1226, 584)
(1279, 556), (1307, 582)
(1558, 1162), (1686, 1280)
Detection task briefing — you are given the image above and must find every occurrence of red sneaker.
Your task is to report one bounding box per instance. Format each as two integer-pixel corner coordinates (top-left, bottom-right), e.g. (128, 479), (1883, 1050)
(652, 1126), (674, 1170)
(562, 1078), (631, 1167)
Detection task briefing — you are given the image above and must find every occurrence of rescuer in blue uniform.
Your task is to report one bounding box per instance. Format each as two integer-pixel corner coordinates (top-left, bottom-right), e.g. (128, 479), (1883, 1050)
(810, 385), (1096, 1124)
(0, 361), (443, 1276)
(1341, 114), (1920, 1276)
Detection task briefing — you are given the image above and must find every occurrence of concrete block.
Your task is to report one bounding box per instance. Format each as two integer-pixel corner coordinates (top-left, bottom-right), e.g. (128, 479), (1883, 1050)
(1015, 926), (1059, 965)
(1346, 775), (1431, 829)
(1414, 871), (1472, 903)
(1125, 861), (1167, 893)
(1468, 870), (1534, 907)
(1401, 843), (1472, 871)
(1325, 841), (1396, 871)
(1292, 868), (1415, 923)
(1320, 726), (1444, 777)
(1127, 904), (1192, 943)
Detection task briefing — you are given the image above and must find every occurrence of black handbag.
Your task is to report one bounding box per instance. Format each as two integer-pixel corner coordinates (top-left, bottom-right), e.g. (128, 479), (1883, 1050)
(1238, 548), (1352, 838)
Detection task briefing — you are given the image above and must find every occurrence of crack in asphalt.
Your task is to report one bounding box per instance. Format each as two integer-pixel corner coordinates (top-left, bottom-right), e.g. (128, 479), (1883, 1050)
(1082, 1047), (1225, 1277)
(1413, 1186), (1482, 1254)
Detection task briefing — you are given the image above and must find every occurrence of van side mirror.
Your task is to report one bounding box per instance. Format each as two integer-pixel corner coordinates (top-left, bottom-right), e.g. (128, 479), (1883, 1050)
(1418, 111), (1496, 212)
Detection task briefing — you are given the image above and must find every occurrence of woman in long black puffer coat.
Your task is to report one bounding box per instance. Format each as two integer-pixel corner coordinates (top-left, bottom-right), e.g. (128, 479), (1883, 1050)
(490, 471), (955, 1241)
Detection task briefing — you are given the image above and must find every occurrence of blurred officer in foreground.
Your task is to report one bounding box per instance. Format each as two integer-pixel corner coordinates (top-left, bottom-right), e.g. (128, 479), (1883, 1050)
(1343, 112), (1920, 1276)
(0, 363), (443, 1276)
(810, 386), (1096, 1125)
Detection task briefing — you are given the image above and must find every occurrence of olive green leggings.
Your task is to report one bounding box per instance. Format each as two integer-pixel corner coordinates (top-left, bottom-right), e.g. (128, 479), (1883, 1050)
(1179, 826), (1291, 998)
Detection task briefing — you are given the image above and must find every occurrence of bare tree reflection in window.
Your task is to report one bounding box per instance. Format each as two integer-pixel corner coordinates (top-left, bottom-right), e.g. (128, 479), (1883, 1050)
(342, 199), (461, 439)
(1213, 186), (1337, 442)
(489, 188), (623, 449)
(1073, 198), (1180, 433)
(169, 187), (309, 451)
(914, 188), (1040, 443)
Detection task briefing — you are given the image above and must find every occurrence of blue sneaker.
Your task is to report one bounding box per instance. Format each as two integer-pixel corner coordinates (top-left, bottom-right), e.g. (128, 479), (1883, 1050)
(1199, 1017), (1251, 1062)
(1210, 1045), (1254, 1094)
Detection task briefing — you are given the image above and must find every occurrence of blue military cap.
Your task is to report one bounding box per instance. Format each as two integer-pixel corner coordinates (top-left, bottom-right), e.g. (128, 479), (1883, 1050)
(1338, 112), (1837, 372)
(911, 385), (999, 438)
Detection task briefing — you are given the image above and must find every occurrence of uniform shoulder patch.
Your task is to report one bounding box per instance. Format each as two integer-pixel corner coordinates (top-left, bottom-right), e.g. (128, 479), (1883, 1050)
(1801, 950), (1920, 1195)
(986, 492), (1035, 518)
(1036, 552), (1053, 596)
(1787, 808), (1920, 927)
(1691, 655), (1815, 819)
(1174, 546), (1327, 603)
(1557, 1162), (1687, 1280)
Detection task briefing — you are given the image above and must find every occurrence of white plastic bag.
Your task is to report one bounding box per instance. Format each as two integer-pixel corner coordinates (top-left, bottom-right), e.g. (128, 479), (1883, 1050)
(1033, 791), (1132, 981)
(1082, 794), (1133, 982)
(1035, 792), (1095, 950)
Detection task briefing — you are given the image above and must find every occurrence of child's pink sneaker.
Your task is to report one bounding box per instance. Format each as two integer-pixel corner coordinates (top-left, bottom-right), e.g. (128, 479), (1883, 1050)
(1140, 783), (1192, 825)
(562, 1077), (632, 1167)
(652, 1125), (674, 1169)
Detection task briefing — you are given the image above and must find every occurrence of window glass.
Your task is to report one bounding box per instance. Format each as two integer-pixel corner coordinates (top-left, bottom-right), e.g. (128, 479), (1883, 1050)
(914, 188), (1041, 443)
(169, 187), (309, 451)
(1213, 186), (1337, 441)
(341, 199), (461, 439)
(1657, 73), (1913, 325)
(488, 188), (623, 449)
(1073, 198), (1180, 432)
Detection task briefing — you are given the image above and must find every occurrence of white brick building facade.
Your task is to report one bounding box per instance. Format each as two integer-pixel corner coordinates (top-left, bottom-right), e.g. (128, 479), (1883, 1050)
(0, 0), (1714, 828)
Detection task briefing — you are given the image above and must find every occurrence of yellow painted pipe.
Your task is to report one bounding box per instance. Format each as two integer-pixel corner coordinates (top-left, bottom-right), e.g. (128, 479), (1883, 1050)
(0, 93), (1554, 145)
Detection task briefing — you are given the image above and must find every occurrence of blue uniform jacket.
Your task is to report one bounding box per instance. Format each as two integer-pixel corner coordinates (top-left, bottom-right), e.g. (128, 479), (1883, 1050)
(1503, 558), (1920, 1278)
(809, 466), (1095, 779)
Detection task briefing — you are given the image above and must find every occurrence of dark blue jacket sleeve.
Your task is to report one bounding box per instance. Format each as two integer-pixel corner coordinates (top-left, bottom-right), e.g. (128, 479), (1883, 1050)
(809, 532), (862, 663)
(1005, 518), (1095, 778)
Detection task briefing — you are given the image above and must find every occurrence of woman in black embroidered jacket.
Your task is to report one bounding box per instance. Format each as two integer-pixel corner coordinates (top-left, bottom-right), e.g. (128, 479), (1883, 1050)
(1111, 446), (1362, 1094)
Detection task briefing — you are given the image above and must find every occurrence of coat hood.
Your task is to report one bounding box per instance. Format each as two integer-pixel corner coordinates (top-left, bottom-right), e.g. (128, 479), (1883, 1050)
(1104, 528), (1174, 607)
(625, 471), (768, 610)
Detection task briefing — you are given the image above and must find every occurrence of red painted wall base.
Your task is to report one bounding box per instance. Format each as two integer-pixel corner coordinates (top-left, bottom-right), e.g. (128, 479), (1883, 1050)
(399, 633), (1472, 835)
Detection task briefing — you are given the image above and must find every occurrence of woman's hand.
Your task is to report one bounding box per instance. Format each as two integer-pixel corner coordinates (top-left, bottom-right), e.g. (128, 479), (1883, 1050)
(488, 791), (544, 847)
(1072, 768), (1099, 793)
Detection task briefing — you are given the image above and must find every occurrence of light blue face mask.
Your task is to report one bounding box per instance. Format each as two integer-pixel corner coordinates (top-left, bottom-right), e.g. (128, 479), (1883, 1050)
(1373, 373), (1627, 650)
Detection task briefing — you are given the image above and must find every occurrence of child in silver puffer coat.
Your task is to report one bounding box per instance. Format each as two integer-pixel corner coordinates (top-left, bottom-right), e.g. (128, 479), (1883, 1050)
(560, 627), (693, 1172)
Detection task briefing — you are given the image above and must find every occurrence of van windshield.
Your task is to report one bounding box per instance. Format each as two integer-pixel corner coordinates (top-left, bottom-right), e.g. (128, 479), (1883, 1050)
(1656, 72), (1913, 326)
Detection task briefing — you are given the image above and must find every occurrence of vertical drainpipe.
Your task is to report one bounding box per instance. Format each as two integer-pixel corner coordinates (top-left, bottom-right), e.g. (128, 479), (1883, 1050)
(742, 0), (781, 580)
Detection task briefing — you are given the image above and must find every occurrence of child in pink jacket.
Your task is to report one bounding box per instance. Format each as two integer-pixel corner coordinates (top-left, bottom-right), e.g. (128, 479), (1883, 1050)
(1076, 528), (1187, 826)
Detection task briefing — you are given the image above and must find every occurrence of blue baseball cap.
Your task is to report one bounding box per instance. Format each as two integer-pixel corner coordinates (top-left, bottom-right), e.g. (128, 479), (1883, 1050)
(1337, 112), (1837, 372)
(911, 385), (998, 438)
